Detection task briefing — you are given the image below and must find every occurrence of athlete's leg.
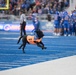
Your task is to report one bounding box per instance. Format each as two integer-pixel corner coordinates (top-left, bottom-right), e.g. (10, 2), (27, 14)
(22, 22), (26, 35)
(20, 25), (23, 36)
(17, 36), (23, 44)
(22, 42), (26, 53)
(18, 43), (23, 49)
(40, 41), (44, 46)
(37, 42), (46, 50)
(18, 35), (27, 53)
(22, 35), (27, 53)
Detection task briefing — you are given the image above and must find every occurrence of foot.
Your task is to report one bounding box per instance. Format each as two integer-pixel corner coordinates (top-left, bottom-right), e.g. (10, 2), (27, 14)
(23, 51), (25, 53)
(44, 47), (47, 49)
(42, 46), (47, 50)
(18, 47), (21, 49)
(17, 41), (19, 44)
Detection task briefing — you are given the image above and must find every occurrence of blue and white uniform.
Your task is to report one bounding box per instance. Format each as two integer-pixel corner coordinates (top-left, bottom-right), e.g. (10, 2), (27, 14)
(54, 12), (61, 28)
(70, 11), (76, 35)
(31, 14), (40, 39)
(62, 11), (70, 36)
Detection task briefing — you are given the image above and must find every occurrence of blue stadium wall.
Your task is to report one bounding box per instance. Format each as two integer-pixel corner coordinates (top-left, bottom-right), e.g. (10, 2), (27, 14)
(0, 20), (54, 32)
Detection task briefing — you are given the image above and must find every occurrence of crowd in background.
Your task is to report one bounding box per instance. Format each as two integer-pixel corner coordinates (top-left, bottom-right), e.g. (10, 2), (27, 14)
(0, 0), (69, 16)
(0, 0), (76, 37)
(0, 0), (7, 7)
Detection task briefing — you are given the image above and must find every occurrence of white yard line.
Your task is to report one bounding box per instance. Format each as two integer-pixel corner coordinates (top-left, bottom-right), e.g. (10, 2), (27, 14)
(0, 36), (58, 40)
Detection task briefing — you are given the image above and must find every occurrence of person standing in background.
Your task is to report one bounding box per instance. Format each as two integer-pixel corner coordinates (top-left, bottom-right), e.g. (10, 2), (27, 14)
(54, 11), (61, 36)
(33, 17), (40, 31)
(62, 11), (70, 36)
(32, 17), (41, 39)
(17, 9), (26, 44)
(20, 9), (26, 37)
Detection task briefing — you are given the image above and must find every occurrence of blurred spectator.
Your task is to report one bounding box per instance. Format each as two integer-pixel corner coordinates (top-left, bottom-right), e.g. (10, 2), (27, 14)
(12, 5), (19, 16)
(47, 13), (51, 21)
(0, 0), (70, 16)
(64, 0), (69, 7)
(0, 0), (6, 7)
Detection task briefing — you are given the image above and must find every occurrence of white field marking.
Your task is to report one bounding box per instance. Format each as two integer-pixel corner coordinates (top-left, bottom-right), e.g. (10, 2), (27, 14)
(0, 67), (12, 69)
(15, 61), (28, 63)
(0, 54), (27, 56)
(0, 37), (18, 40)
(44, 36), (58, 38)
(0, 32), (34, 34)
(0, 64), (20, 67)
(0, 36), (58, 40)
(0, 62), (28, 66)
(0, 32), (19, 34)
(0, 44), (18, 46)
(15, 61), (31, 64)
(46, 45), (76, 48)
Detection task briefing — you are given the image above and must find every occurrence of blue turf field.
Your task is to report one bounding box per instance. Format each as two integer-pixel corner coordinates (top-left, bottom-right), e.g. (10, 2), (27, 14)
(0, 31), (76, 71)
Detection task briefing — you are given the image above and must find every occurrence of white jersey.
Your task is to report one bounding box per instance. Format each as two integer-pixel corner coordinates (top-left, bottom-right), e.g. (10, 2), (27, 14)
(20, 14), (26, 24)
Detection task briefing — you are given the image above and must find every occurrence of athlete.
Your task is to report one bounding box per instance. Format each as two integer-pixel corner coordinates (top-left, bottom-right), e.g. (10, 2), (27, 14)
(31, 14), (41, 40)
(18, 30), (46, 53)
(62, 11), (70, 36)
(70, 10), (76, 35)
(54, 11), (61, 36)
